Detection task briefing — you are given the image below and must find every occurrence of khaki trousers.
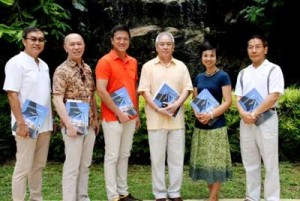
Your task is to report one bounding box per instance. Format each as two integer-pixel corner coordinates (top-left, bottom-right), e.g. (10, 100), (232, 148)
(61, 127), (95, 201)
(102, 119), (136, 201)
(12, 131), (51, 201)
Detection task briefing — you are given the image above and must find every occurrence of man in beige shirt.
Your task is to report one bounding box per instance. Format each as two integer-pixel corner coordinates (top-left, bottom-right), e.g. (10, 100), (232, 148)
(138, 31), (193, 201)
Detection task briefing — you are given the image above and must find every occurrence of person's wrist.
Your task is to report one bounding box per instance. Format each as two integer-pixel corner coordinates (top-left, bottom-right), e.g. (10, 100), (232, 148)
(208, 110), (214, 119)
(251, 111), (257, 118)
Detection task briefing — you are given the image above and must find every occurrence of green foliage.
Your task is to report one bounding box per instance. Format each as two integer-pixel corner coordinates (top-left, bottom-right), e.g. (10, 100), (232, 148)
(225, 96), (242, 162)
(0, 0), (14, 6)
(0, 0), (71, 47)
(48, 132), (65, 162)
(1, 87), (300, 164)
(183, 96), (196, 163)
(1, 162), (300, 199)
(239, 0), (268, 23)
(277, 86), (300, 161)
(130, 98), (151, 164)
(238, 0), (285, 35)
(0, 94), (15, 164)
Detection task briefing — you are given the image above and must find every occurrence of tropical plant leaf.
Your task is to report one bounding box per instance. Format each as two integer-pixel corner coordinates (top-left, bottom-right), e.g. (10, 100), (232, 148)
(0, 0), (15, 7)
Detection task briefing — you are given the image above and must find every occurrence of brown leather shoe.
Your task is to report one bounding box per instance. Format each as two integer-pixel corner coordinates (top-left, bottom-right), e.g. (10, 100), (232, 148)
(155, 199), (167, 201)
(168, 197), (183, 201)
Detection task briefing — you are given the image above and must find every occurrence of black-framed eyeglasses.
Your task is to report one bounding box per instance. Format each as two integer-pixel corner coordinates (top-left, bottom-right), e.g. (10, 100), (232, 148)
(79, 68), (86, 82)
(25, 37), (46, 43)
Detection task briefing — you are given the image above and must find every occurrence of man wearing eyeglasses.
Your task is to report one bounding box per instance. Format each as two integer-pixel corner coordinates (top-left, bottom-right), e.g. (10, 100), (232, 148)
(52, 33), (99, 201)
(3, 26), (53, 201)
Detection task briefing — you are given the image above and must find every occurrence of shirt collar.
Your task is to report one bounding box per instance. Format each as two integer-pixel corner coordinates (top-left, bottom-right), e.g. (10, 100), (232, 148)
(65, 59), (84, 68)
(154, 56), (176, 66)
(21, 51), (41, 63)
(250, 59), (269, 69)
(110, 49), (130, 62)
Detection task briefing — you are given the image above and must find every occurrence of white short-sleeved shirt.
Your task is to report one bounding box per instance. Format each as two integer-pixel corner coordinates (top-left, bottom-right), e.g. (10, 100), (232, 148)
(3, 51), (53, 134)
(235, 59), (285, 106)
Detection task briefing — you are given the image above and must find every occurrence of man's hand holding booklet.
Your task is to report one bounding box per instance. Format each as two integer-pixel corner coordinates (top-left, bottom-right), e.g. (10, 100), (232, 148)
(153, 82), (180, 117)
(238, 88), (275, 126)
(66, 99), (89, 135)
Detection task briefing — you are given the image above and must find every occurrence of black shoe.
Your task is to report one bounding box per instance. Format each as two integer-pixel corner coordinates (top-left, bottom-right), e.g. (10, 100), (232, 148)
(120, 193), (142, 201)
(168, 197), (183, 201)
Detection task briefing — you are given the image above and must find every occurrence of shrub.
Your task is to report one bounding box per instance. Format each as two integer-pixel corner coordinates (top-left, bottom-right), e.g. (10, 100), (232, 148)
(0, 94), (15, 164)
(277, 86), (300, 161)
(1, 86), (300, 164)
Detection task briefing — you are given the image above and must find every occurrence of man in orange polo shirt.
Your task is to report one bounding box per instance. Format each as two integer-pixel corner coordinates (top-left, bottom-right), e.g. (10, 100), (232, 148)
(95, 25), (141, 201)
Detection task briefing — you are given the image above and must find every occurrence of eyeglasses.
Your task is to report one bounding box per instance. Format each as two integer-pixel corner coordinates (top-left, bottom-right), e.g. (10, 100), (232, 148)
(79, 68), (86, 82)
(25, 37), (46, 43)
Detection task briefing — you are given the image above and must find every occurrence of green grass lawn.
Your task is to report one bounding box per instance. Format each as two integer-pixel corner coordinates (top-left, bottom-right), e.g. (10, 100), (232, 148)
(0, 162), (299, 200)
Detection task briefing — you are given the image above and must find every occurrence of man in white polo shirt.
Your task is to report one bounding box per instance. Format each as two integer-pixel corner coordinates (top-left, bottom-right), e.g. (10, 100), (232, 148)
(3, 26), (53, 201)
(235, 35), (284, 201)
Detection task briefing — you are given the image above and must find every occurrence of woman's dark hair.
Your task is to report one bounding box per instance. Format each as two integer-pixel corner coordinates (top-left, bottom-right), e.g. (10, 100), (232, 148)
(200, 40), (217, 54)
(22, 26), (44, 39)
(110, 24), (131, 39)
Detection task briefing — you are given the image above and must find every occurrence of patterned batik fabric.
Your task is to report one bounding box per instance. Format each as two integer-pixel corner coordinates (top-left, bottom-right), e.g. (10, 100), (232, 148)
(189, 126), (233, 184)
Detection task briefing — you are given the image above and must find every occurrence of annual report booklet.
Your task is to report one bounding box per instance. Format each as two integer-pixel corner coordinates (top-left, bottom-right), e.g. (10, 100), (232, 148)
(111, 87), (137, 116)
(239, 88), (275, 126)
(190, 88), (220, 126)
(153, 82), (180, 117)
(66, 99), (89, 135)
(12, 99), (49, 139)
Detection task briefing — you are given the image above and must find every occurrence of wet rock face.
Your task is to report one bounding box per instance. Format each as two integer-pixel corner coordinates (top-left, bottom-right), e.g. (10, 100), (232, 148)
(104, 0), (207, 27)
(80, 0), (208, 78)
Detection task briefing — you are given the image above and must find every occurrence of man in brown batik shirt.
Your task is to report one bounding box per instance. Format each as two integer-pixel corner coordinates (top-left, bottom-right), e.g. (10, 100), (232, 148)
(52, 33), (99, 201)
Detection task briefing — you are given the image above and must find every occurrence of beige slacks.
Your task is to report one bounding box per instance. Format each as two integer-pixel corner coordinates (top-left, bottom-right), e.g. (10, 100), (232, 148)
(12, 131), (51, 201)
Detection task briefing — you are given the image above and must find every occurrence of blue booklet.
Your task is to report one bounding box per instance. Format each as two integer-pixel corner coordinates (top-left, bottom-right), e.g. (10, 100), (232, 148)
(153, 82), (180, 117)
(111, 87), (137, 116)
(239, 88), (275, 126)
(66, 100), (89, 135)
(190, 88), (220, 126)
(12, 99), (49, 139)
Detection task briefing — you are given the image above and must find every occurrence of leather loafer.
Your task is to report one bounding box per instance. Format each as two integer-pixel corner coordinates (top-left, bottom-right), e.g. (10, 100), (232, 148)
(169, 197), (183, 201)
(119, 193), (142, 201)
(155, 199), (166, 201)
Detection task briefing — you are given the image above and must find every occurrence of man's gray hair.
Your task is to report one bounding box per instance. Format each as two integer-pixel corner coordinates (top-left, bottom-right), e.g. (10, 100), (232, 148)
(155, 32), (175, 44)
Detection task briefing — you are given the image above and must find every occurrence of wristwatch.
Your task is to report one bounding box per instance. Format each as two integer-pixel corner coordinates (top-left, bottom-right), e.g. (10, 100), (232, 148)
(251, 111), (257, 118)
(208, 110), (214, 119)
